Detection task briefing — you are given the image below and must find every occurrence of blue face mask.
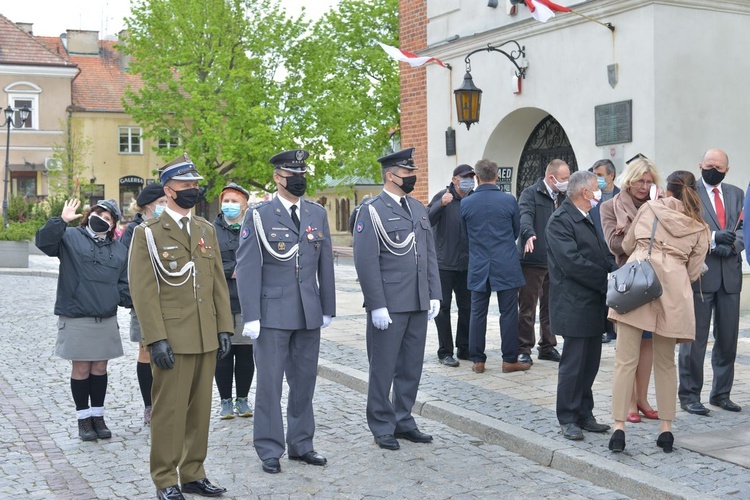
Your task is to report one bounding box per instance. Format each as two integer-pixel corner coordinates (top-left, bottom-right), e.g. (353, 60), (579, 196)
(153, 205), (165, 217)
(597, 176), (608, 190)
(221, 202), (242, 220)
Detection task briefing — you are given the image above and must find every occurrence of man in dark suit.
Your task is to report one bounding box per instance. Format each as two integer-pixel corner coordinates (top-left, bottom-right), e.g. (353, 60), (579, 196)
(235, 150), (336, 474)
(516, 159), (569, 366)
(589, 159), (620, 343)
(461, 159), (528, 374)
(679, 148), (744, 415)
(546, 171), (615, 440)
(129, 154), (233, 500)
(352, 147), (441, 451)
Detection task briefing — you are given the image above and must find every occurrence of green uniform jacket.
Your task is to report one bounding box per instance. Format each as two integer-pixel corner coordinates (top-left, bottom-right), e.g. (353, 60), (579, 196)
(128, 214), (233, 353)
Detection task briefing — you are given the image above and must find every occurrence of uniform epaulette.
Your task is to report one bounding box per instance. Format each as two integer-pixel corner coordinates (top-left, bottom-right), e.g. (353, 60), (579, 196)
(303, 198), (324, 209)
(141, 218), (160, 228)
(249, 200), (270, 210)
(362, 197), (376, 206)
(193, 214), (209, 224)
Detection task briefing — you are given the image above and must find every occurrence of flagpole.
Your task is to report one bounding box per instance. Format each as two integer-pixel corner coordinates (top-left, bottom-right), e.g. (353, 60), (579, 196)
(569, 9), (615, 32)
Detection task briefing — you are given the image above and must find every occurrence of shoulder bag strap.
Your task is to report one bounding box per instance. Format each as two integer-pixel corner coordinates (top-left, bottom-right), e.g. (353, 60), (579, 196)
(646, 216), (659, 258)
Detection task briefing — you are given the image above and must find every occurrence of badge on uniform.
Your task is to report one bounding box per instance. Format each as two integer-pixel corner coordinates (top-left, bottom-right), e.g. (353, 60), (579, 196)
(307, 233), (314, 240)
(169, 261), (177, 270)
(278, 242), (286, 251)
(356, 221), (364, 233)
(242, 227), (250, 239)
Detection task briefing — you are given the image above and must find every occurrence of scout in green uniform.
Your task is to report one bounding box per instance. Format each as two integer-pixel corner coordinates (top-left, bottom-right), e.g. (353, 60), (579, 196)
(128, 154), (233, 500)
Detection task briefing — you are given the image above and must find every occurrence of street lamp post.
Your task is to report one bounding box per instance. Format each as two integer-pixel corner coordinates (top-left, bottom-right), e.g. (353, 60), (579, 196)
(3, 105), (31, 229)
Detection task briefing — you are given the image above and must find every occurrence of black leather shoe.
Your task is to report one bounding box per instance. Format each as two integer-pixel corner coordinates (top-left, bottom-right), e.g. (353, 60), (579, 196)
(91, 416), (112, 439)
(608, 429), (625, 453)
(262, 458), (281, 474)
(681, 401), (710, 415)
(518, 353), (533, 365)
(156, 485), (185, 500)
(601, 334), (611, 344)
(709, 397), (741, 412)
(538, 348), (561, 362)
(560, 423), (583, 440)
(394, 428), (433, 443)
(180, 478), (226, 497)
(374, 434), (400, 450)
(438, 355), (460, 367)
(656, 431), (674, 453)
(578, 417), (611, 433)
(289, 450), (327, 466)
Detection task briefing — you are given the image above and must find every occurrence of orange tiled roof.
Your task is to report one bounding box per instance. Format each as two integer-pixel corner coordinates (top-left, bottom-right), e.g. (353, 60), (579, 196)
(0, 14), (74, 67)
(36, 37), (143, 113)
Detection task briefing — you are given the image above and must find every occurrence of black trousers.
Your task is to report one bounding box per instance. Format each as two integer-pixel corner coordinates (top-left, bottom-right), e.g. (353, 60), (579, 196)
(556, 335), (602, 425)
(434, 269), (471, 359)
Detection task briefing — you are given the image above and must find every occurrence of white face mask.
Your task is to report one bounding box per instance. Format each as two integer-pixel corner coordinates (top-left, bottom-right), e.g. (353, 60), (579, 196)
(458, 177), (475, 193)
(593, 189), (602, 201)
(553, 176), (568, 193)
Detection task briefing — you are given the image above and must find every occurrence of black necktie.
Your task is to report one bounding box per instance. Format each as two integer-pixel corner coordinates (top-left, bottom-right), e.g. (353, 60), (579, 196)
(290, 205), (300, 230)
(180, 216), (190, 240)
(400, 197), (410, 215)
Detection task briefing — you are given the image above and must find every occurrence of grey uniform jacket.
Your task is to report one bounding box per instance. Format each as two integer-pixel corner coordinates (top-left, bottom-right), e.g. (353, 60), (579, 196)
(236, 197), (336, 330)
(352, 191), (441, 313)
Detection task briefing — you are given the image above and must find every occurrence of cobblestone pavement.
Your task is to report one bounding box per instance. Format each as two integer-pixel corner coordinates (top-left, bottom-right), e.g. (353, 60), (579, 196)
(0, 269), (624, 499)
(2, 255), (749, 498)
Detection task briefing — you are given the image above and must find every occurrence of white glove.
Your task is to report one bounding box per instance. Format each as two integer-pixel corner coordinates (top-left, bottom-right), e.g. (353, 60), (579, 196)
(322, 315), (332, 328)
(371, 307), (392, 330)
(242, 320), (261, 339)
(427, 299), (441, 321)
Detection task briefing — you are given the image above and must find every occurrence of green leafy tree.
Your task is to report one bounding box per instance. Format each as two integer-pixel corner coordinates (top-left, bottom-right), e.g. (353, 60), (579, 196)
(48, 117), (94, 198)
(121, 0), (307, 199)
(287, 0), (400, 182)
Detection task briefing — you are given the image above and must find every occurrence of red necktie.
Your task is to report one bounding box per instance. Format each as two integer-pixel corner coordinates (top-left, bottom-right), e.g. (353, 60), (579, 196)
(713, 187), (726, 229)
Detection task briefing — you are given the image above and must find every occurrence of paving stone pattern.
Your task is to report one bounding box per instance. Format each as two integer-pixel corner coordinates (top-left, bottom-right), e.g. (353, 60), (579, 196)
(0, 272), (624, 499)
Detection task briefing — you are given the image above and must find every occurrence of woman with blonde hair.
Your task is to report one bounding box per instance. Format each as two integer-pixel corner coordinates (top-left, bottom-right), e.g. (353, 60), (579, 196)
(600, 157), (661, 423)
(607, 170), (709, 452)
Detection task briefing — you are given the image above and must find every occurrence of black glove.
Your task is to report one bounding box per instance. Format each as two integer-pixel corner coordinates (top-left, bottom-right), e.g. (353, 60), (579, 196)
(217, 332), (232, 360)
(713, 244), (733, 258)
(715, 230), (736, 246)
(150, 340), (175, 370)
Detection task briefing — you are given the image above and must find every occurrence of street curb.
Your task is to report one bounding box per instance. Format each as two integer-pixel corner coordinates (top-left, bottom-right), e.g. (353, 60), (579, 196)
(0, 269), (58, 278)
(318, 359), (705, 500)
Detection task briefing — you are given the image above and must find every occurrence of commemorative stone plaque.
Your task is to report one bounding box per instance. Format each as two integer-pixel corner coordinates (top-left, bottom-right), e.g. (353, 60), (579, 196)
(595, 100), (632, 146)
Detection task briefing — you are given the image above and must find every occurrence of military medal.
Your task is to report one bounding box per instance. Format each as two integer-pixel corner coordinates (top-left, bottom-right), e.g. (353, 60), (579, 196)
(162, 251), (169, 258)
(278, 242), (286, 251)
(317, 231), (322, 238)
(201, 247), (207, 254)
(307, 233), (314, 240)
(169, 261), (177, 270)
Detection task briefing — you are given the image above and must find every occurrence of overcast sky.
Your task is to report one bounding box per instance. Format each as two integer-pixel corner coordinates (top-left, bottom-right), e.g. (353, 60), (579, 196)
(2, 0), (338, 38)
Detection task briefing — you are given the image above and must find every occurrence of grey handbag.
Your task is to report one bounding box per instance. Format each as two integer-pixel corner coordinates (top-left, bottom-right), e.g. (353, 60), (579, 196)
(606, 216), (663, 314)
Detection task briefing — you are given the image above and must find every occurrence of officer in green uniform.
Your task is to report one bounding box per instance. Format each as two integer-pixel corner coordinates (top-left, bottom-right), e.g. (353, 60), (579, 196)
(129, 154), (233, 500)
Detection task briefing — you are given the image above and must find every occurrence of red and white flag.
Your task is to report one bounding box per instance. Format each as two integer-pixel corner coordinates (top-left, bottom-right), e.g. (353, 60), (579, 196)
(524, 0), (571, 23)
(377, 42), (447, 68)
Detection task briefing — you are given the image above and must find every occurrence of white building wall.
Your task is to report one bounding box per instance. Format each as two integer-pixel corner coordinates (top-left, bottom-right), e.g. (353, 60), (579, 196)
(423, 0), (750, 197)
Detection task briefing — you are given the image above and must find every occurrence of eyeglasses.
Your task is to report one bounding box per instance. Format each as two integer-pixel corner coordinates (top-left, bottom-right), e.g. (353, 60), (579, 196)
(631, 179), (654, 187)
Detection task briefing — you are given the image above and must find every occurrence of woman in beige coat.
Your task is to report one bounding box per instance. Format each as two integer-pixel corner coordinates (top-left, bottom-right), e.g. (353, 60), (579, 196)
(607, 171), (709, 453)
(600, 157), (661, 422)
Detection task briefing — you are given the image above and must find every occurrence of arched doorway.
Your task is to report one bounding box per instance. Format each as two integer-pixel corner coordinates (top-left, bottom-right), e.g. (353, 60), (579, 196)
(516, 115), (578, 198)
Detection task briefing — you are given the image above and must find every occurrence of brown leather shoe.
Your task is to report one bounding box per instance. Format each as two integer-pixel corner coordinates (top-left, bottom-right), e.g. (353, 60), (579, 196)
(502, 361), (531, 373)
(472, 362), (485, 373)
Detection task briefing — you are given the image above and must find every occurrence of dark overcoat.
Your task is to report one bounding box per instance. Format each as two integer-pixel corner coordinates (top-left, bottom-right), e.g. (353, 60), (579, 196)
(545, 198), (615, 338)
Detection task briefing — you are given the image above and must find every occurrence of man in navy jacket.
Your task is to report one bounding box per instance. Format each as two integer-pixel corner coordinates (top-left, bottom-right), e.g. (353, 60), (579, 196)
(461, 159), (528, 374)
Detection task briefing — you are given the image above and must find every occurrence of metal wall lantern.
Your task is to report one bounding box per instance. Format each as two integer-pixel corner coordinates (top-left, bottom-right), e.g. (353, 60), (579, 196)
(3, 105), (31, 228)
(454, 41), (527, 130)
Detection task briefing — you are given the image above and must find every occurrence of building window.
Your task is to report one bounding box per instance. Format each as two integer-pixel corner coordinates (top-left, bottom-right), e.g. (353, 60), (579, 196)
(119, 127), (143, 154)
(8, 95), (38, 129)
(11, 171), (37, 197)
(158, 129), (181, 150)
(336, 198), (350, 232)
(87, 184), (105, 207)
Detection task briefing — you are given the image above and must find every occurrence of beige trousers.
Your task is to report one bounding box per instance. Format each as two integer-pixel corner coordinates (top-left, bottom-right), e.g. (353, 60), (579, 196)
(611, 322), (677, 421)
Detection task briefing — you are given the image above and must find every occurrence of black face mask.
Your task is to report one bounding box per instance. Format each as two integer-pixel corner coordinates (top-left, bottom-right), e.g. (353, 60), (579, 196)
(172, 188), (201, 209)
(88, 214), (111, 234)
(393, 173), (417, 194)
(701, 168), (726, 186)
(284, 176), (307, 197)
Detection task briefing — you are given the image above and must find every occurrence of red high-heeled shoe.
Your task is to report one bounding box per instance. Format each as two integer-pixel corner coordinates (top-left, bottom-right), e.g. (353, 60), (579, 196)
(638, 405), (659, 420)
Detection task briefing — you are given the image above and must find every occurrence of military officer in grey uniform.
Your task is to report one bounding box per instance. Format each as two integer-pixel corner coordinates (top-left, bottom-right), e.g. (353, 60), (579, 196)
(129, 154), (233, 500)
(352, 148), (441, 451)
(235, 149), (336, 474)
